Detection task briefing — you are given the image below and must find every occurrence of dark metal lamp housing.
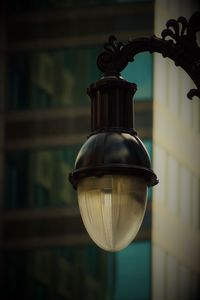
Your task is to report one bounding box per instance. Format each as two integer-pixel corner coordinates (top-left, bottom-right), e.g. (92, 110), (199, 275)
(69, 76), (158, 251)
(69, 12), (200, 252)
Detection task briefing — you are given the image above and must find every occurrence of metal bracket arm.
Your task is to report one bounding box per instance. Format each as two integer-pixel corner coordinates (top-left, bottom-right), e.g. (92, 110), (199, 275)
(97, 11), (200, 100)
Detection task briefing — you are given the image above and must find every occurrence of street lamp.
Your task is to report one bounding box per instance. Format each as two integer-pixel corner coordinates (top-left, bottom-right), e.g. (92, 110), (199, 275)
(69, 11), (200, 252)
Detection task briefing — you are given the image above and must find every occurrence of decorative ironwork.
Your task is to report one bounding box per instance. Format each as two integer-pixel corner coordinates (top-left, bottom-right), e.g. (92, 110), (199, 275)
(97, 11), (200, 100)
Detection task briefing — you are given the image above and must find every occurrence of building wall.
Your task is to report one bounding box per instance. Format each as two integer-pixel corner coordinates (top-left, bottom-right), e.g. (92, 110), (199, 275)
(1, 1), (155, 299)
(152, 0), (200, 299)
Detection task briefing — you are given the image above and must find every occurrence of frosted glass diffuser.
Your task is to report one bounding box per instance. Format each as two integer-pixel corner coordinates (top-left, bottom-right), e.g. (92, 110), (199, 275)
(78, 175), (147, 251)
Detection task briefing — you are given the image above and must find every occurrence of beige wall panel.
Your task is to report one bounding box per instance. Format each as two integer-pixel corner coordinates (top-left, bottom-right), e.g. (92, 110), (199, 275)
(152, 244), (166, 300)
(153, 0), (200, 299)
(167, 155), (179, 214)
(153, 102), (200, 176)
(153, 144), (167, 204)
(168, 60), (181, 117)
(192, 176), (200, 230)
(153, 55), (168, 106)
(166, 254), (178, 300)
(153, 201), (200, 273)
(179, 264), (191, 300)
(179, 165), (192, 225)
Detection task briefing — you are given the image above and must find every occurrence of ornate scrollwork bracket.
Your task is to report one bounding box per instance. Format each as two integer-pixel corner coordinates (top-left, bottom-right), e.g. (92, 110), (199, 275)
(97, 11), (200, 100)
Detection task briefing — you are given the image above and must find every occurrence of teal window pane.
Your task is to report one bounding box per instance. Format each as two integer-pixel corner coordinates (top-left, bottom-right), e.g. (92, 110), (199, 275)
(5, 151), (29, 209)
(143, 139), (152, 160)
(5, 147), (80, 209)
(7, 46), (101, 110)
(115, 242), (151, 300)
(34, 184), (50, 208)
(7, 54), (30, 110)
(121, 52), (153, 101)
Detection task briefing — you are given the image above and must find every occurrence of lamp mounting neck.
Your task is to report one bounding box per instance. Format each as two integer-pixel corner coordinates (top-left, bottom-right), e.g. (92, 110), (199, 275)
(87, 76), (137, 136)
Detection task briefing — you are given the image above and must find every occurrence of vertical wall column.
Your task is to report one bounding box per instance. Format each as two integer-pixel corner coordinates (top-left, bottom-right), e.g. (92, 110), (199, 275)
(152, 0), (200, 299)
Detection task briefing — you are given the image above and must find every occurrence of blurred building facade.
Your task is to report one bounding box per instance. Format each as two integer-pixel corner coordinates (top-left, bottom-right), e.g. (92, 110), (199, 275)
(0, 1), (154, 300)
(152, 0), (200, 299)
(0, 0), (199, 299)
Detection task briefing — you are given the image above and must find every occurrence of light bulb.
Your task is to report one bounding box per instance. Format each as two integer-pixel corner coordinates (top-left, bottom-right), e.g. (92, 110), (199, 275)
(77, 175), (148, 251)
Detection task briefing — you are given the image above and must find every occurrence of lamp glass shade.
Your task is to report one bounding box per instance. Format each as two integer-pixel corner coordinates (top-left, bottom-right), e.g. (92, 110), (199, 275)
(77, 175), (148, 251)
